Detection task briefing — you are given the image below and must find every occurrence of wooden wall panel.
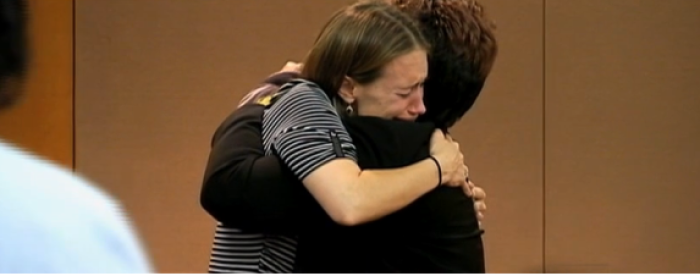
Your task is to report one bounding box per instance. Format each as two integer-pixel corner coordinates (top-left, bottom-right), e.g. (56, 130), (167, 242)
(451, 0), (544, 272)
(544, 0), (700, 272)
(0, 0), (73, 168)
(74, 0), (548, 272)
(75, 0), (352, 272)
(72, 0), (700, 273)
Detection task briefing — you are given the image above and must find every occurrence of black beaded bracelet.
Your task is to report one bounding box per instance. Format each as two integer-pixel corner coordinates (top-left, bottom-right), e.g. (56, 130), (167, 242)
(428, 156), (442, 187)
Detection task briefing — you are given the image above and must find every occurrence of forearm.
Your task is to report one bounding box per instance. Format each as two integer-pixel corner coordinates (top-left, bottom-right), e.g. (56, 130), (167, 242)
(354, 158), (439, 221)
(202, 69), (301, 231)
(304, 158), (439, 226)
(267, 81), (442, 226)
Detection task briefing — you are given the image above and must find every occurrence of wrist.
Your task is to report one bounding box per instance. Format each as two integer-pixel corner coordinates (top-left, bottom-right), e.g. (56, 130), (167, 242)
(427, 156), (442, 187)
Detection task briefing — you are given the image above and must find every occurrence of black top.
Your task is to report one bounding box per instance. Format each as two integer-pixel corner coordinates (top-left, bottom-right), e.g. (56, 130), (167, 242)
(200, 104), (312, 234)
(295, 116), (484, 273)
(199, 75), (484, 272)
(200, 104), (484, 273)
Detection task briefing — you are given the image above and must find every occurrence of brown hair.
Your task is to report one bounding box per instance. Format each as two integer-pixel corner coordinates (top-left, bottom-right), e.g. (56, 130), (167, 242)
(0, 0), (28, 109)
(391, 0), (498, 129)
(301, 0), (430, 108)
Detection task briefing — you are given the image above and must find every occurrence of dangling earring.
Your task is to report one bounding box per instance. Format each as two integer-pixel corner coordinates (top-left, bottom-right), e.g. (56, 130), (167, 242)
(346, 105), (354, 115)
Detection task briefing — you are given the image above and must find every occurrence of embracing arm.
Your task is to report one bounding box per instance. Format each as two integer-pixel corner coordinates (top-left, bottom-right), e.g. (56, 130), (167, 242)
(268, 82), (465, 226)
(200, 72), (305, 234)
(304, 158), (446, 226)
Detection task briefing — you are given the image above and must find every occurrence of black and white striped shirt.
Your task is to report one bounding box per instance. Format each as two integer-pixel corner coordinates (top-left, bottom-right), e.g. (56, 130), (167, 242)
(207, 79), (356, 273)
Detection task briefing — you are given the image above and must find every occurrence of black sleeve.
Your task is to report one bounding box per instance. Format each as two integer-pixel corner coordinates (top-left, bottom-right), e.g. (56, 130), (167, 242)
(199, 74), (307, 235)
(200, 105), (307, 234)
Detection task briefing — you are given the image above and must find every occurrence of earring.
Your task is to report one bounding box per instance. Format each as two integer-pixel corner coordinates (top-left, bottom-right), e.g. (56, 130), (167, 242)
(346, 105), (354, 115)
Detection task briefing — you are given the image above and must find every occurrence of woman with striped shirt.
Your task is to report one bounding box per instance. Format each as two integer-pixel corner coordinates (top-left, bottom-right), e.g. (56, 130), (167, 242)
(202, 0), (471, 273)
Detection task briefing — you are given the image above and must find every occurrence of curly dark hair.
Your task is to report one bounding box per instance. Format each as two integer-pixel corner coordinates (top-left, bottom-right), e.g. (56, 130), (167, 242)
(0, 0), (28, 109)
(391, 0), (498, 130)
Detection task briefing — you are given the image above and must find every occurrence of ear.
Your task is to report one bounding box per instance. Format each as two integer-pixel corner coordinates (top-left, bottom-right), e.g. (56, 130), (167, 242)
(338, 76), (356, 105)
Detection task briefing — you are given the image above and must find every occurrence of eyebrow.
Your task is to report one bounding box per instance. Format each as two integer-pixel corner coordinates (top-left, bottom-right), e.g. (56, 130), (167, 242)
(400, 81), (424, 90)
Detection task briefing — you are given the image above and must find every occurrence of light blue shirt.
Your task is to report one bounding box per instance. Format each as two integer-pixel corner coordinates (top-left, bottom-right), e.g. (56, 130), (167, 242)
(0, 140), (152, 273)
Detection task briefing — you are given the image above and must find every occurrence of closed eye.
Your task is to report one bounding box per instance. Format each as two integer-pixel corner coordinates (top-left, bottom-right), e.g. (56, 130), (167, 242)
(396, 91), (412, 98)
(396, 82), (424, 98)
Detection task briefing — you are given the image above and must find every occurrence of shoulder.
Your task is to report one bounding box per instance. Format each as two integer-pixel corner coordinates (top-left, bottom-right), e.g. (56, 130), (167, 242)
(264, 79), (340, 129)
(273, 79), (330, 107)
(342, 118), (435, 164)
(212, 104), (265, 144)
(221, 105), (266, 128)
(343, 117), (435, 146)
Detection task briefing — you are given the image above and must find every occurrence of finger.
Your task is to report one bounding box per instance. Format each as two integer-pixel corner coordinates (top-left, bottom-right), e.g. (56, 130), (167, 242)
(281, 61), (301, 72)
(474, 201), (487, 212)
(472, 187), (486, 200)
(432, 129), (446, 141)
(462, 181), (473, 196)
(467, 180), (476, 189)
(449, 178), (467, 188)
(465, 180), (475, 195)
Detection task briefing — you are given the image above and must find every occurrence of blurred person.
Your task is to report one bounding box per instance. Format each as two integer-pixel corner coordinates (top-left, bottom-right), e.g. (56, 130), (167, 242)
(0, 0), (152, 273)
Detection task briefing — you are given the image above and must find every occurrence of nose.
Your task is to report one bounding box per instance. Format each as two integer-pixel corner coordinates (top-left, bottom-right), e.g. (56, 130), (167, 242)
(411, 99), (426, 115)
(409, 89), (426, 115)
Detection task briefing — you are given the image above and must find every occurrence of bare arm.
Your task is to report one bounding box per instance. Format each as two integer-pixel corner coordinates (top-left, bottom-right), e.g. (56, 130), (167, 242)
(201, 67), (306, 233)
(266, 81), (466, 226)
(200, 105), (306, 233)
(303, 157), (448, 225)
